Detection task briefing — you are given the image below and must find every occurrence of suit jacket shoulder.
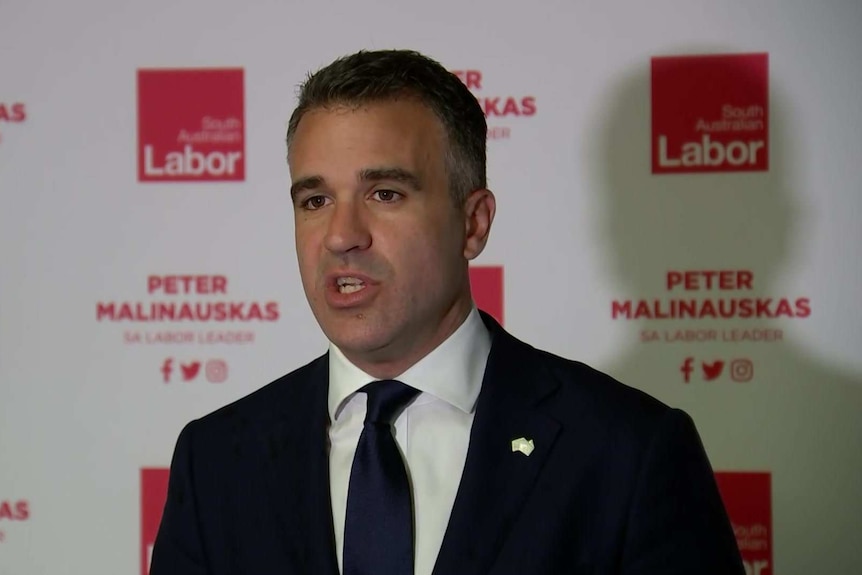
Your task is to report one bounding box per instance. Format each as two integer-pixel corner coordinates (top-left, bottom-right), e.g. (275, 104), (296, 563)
(189, 352), (328, 437)
(480, 316), (674, 452)
(442, 314), (744, 575)
(150, 353), (339, 575)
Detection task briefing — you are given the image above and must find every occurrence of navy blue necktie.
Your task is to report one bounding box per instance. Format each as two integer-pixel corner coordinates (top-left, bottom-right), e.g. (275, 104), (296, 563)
(343, 379), (420, 575)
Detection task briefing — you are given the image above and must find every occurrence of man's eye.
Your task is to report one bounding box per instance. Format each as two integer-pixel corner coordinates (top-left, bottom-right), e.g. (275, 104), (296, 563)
(373, 189), (401, 202)
(302, 195), (329, 210)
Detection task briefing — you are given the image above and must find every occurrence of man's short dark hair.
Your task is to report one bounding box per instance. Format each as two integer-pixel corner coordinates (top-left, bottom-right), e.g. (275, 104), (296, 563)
(286, 49), (487, 205)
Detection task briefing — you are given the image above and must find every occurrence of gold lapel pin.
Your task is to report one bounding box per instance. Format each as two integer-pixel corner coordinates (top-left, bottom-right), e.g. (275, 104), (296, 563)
(511, 437), (535, 456)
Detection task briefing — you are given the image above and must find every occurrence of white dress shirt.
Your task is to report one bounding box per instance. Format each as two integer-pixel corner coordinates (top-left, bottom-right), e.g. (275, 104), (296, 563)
(327, 307), (492, 575)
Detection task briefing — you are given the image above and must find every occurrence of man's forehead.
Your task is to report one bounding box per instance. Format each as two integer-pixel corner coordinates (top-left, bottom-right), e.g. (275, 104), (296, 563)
(289, 102), (445, 172)
(293, 99), (443, 141)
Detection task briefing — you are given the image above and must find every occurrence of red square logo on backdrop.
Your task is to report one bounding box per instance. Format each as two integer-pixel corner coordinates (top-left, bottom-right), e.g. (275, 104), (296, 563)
(651, 53), (768, 173)
(141, 468), (170, 575)
(138, 68), (245, 182)
(715, 471), (772, 575)
(469, 266), (504, 325)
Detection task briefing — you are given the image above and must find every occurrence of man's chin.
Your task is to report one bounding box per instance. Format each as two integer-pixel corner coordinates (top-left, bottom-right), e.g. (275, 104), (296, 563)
(324, 322), (393, 358)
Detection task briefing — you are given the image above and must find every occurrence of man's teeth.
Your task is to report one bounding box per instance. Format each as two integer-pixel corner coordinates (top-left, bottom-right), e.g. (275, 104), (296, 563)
(336, 277), (366, 294)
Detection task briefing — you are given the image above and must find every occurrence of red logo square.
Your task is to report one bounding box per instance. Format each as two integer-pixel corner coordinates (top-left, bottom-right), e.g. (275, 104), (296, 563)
(652, 53), (768, 173)
(141, 468), (170, 575)
(469, 266), (504, 325)
(715, 471), (772, 575)
(138, 69), (245, 182)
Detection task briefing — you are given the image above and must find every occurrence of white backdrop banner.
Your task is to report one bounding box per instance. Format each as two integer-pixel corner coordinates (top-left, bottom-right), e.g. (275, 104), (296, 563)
(2, 1), (860, 574)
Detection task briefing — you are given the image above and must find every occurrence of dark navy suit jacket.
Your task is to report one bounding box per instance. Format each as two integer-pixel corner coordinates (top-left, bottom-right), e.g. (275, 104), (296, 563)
(151, 313), (744, 574)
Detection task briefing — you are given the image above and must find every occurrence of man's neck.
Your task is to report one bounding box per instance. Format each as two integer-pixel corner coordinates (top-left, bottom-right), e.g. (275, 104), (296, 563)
(342, 298), (474, 379)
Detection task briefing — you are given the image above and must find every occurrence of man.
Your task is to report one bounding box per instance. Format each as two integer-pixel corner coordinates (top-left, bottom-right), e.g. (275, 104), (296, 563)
(151, 49), (744, 575)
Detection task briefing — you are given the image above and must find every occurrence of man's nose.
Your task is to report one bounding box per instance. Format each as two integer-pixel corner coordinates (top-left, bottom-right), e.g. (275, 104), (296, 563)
(323, 200), (372, 254)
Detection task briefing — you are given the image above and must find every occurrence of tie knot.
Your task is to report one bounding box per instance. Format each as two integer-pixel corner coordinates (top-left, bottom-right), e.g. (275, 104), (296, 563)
(361, 379), (419, 424)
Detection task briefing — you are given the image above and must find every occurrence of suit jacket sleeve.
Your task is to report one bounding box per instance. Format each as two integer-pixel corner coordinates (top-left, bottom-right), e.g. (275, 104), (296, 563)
(621, 409), (745, 575)
(150, 421), (210, 575)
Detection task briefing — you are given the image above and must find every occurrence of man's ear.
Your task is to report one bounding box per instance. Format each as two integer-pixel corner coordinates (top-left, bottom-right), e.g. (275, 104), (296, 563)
(463, 188), (496, 260)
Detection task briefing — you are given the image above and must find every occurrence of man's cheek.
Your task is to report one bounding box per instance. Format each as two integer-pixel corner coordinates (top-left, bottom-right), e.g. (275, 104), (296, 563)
(294, 252), (317, 292)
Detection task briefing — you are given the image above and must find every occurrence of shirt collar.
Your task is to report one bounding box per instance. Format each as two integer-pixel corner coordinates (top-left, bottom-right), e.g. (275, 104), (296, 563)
(327, 307), (492, 422)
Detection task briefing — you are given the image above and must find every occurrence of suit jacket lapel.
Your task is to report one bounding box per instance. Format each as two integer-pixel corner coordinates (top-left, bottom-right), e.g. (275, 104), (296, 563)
(433, 315), (562, 575)
(262, 355), (339, 575)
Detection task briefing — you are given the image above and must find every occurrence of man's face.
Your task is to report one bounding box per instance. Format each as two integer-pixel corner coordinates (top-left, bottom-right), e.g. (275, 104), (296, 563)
(288, 99), (480, 377)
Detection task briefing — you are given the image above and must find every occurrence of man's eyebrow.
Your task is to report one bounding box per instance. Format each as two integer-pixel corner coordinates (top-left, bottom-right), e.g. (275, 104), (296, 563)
(359, 167), (422, 191)
(290, 176), (325, 199)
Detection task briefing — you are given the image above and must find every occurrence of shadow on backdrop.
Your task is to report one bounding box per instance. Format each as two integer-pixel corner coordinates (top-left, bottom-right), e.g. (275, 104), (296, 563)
(590, 56), (862, 575)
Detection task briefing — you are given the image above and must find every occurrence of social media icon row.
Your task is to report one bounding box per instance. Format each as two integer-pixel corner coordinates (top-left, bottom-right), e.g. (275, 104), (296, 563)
(680, 357), (753, 383)
(160, 358), (228, 383)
